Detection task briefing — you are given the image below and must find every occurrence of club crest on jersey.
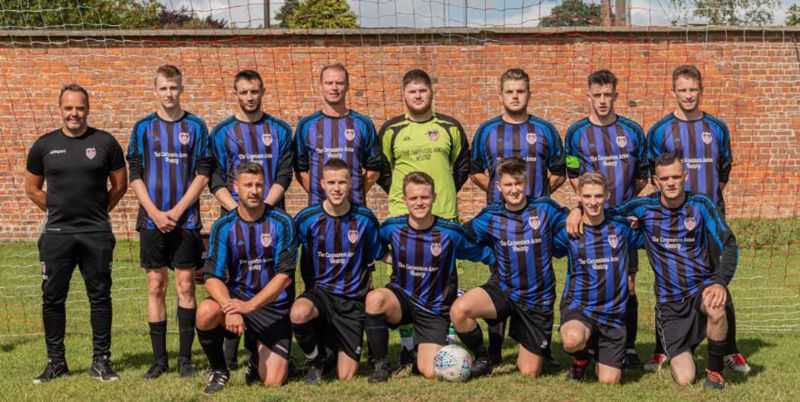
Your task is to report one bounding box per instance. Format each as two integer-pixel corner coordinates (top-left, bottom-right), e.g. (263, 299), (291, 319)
(85, 148), (96, 159)
(261, 233), (272, 248)
(430, 242), (442, 257)
(528, 216), (541, 230)
(427, 130), (439, 142)
(702, 131), (713, 145)
(345, 128), (355, 141)
(684, 217), (697, 231)
(616, 135), (628, 148)
(526, 132), (537, 145)
(608, 234), (619, 249)
(348, 229), (359, 244)
(179, 131), (190, 145)
(262, 133), (273, 146)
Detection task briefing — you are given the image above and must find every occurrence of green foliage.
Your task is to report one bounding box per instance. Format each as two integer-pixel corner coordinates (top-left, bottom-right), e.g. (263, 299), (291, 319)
(282, 0), (359, 29)
(275, 0), (300, 28)
(787, 4), (800, 26)
(539, 0), (603, 27)
(0, 0), (226, 29)
(693, 0), (779, 26)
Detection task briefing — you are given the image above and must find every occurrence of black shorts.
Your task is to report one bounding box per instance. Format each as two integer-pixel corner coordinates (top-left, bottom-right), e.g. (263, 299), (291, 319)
(560, 309), (626, 369)
(628, 249), (639, 275)
(217, 293), (292, 360)
(655, 292), (707, 359)
(139, 229), (203, 269)
(387, 286), (450, 346)
(299, 287), (365, 360)
(481, 281), (553, 356)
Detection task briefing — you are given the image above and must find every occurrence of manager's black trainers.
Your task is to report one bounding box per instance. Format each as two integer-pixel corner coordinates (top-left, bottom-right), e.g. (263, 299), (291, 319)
(89, 356), (120, 382)
(704, 369), (725, 390)
(33, 360), (69, 384)
(368, 360), (392, 383)
(469, 357), (493, 380)
(142, 362), (168, 379)
(204, 370), (230, 394)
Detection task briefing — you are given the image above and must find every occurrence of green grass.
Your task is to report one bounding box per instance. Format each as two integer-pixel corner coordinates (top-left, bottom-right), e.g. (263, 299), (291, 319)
(1, 241), (799, 401)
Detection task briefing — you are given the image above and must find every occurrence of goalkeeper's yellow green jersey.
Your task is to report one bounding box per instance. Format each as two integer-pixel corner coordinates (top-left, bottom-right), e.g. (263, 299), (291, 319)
(378, 112), (470, 220)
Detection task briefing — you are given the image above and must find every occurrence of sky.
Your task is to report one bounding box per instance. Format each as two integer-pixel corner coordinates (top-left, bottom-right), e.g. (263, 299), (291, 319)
(160, 0), (799, 28)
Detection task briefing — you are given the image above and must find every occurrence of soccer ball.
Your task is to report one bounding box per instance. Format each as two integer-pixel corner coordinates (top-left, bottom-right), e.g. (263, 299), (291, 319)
(433, 344), (473, 382)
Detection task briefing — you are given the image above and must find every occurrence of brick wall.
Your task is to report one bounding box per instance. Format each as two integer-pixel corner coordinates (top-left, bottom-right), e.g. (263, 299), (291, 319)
(1, 27), (798, 241)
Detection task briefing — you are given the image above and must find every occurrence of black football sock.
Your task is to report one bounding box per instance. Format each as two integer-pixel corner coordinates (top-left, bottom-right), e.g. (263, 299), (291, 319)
(176, 307), (196, 364)
(292, 320), (322, 361)
(707, 339), (726, 373)
(223, 331), (240, 366)
(653, 311), (665, 355)
(365, 313), (389, 361)
(571, 347), (591, 362)
(457, 325), (488, 359)
(149, 321), (168, 365)
(625, 294), (639, 350)
(487, 320), (505, 358)
(197, 326), (227, 372)
(725, 301), (739, 355)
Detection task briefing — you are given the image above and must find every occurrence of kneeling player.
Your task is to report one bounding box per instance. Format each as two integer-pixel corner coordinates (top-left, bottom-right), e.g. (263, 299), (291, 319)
(292, 159), (384, 384)
(558, 173), (642, 384)
(365, 172), (493, 382)
(453, 157), (567, 379)
(196, 161), (296, 393)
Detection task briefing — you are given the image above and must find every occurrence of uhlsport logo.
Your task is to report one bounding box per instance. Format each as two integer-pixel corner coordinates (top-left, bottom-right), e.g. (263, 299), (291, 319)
(345, 128), (356, 141)
(179, 131), (190, 145)
(526, 132), (537, 145)
(702, 131), (713, 145)
(427, 129), (439, 142)
(608, 234), (619, 249)
(684, 217), (697, 231)
(261, 232), (272, 248)
(528, 216), (541, 230)
(616, 135), (628, 148)
(430, 242), (442, 257)
(348, 229), (359, 244)
(85, 147), (96, 159)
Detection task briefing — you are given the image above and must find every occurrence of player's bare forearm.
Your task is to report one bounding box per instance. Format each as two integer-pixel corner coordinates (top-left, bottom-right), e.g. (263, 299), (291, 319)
(171, 175), (210, 217)
(247, 273), (292, 310)
(298, 171), (311, 193)
(213, 188), (238, 211)
(205, 277), (233, 305)
(108, 167), (128, 212)
(469, 172), (490, 192)
(548, 174), (566, 193)
(264, 184), (286, 207)
(365, 170), (380, 193)
(633, 178), (648, 195)
(568, 177), (580, 194)
(24, 172), (47, 211)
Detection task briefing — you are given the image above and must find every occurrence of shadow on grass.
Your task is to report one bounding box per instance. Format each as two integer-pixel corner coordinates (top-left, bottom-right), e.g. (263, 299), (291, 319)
(0, 336), (38, 353)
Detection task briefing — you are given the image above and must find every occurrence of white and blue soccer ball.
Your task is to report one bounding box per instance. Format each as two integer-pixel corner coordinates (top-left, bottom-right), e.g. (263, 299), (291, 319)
(433, 344), (472, 382)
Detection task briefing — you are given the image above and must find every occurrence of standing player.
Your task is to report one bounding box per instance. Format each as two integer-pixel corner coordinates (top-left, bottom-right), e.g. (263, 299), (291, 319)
(365, 172), (493, 382)
(127, 65), (210, 379)
(452, 157), (567, 379)
(564, 69), (649, 369)
(294, 63), (382, 205)
(377, 68), (470, 366)
(196, 161), (296, 393)
(646, 65), (747, 373)
(558, 172), (642, 384)
(292, 158), (384, 384)
(25, 84), (127, 383)
(567, 152), (738, 389)
(470, 68), (566, 366)
(209, 69), (294, 371)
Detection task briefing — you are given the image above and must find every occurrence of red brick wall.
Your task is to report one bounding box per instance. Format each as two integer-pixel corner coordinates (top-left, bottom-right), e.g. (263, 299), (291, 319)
(1, 28), (798, 241)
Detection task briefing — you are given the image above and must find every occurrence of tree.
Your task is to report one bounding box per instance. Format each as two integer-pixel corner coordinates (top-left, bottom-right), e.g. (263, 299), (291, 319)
(282, 0), (359, 29)
(275, 0), (299, 28)
(159, 6), (227, 29)
(788, 4), (800, 26)
(539, 0), (603, 27)
(693, 0), (779, 26)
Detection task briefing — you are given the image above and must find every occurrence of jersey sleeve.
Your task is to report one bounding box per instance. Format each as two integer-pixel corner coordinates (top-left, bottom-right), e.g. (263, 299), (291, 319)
(462, 211), (490, 245)
(469, 127), (488, 175)
(293, 119), (310, 173)
(367, 216), (388, 260)
(564, 126), (581, 178)
(549, 206), (569, 258)
(456, 230), (495, 266)
(209, 127), (228, 194)
(194, 120), (212, 177)
(717, 120), (733, 184)
(108, 134), (126, 171)
(126, 123), (145, 181)
(545, 124), (566, 176)
(275, 122), (294, 190)
(26, 137), (45, 176)
(377, 123), (395, 194)
(203, 220), (231, 283)
(275, 215), (297, 278)
(631, 123), (650, 180)
(362, 117), (383, 171)
(700, 199), (738, 286)
(450, 122), (470, 192)
(646, 126), (664, 177)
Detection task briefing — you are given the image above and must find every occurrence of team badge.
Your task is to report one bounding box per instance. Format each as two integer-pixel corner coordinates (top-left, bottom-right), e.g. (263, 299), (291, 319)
(345, 128), (355, 142)
(179, 131), (190, 145)
(85, 148), (96, 159)
(430, 242), (442, 257)
(261, 233), (272, 248)
(262, 133), (273, 146)
(684, 217), (696, 231)
(528, 216), (541, 230)
(702, 131), (713, 145)
(608, 234), (619, 249)
(616, 135), (627, 148)
(348, 229), (359, 244)
(526, 132), (537, 145)
(427, 130), (439, 142)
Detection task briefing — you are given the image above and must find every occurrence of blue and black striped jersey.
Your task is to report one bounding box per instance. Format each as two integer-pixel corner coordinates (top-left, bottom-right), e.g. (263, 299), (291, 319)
(295, 203), (385, 298)
(565, 116), (649, 207)
(559, 215), (643, 328)
(611, 192), (738, 303)
(379, 216), (494, 315)
(294, 110), (382, 205)
(127, 112), (211, 230)
(470, 115), (565, 204)
(203, 207), (297, 311)
(209, 115), (293, 209)
(464, 197), (568, 314)
(647, 113), (733, 211)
